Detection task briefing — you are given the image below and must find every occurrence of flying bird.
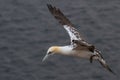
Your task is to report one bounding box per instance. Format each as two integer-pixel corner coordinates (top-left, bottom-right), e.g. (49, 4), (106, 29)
(42, 4), (115, 75)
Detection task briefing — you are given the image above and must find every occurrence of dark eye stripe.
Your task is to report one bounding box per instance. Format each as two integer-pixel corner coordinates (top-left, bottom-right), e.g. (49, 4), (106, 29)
(48, 52), (52, 54)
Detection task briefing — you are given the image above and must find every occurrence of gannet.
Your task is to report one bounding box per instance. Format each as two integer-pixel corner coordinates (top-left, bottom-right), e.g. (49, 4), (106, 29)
(42, 4), (115, 74)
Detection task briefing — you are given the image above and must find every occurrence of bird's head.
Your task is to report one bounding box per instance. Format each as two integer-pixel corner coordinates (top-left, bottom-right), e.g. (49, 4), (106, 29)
(42, 46), (61, 62)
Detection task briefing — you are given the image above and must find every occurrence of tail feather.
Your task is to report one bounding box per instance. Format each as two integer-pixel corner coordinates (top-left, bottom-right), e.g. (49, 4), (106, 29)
(94, 49), (116, 75)
(98, 58), (116, 75)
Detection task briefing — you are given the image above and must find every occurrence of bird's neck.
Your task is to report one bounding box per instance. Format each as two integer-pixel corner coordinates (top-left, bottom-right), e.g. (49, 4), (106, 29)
(57, 46), (73, 55)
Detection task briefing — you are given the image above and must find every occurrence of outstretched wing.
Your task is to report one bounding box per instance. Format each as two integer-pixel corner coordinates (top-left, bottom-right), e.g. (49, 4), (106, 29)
(47, 4), (84, 44)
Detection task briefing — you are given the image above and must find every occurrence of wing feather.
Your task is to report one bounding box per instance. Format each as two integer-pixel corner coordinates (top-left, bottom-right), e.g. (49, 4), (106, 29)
(47, 4), (84, 43)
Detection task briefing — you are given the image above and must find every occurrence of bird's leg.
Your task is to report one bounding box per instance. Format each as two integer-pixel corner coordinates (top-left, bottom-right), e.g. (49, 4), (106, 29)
(90, 55), (96, 63)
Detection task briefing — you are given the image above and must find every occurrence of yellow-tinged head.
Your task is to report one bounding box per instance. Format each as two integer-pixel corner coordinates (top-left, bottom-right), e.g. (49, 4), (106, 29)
(47, 46), (61, 54)
(42, 46), (61, 62)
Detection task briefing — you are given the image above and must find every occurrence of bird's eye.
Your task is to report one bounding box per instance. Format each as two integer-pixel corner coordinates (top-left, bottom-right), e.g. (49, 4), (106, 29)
(48, 52), (52, 55)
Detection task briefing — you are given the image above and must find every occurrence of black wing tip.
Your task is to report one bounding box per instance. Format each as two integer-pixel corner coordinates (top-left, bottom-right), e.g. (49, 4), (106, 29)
(47, 4), (50, 6)
(47, 4), (57, 11)
(47, 4), (51, 7)
(47, 4), (58, 15)
(47, 4), (53, 11)
(46, 4), (73, 26)
(47, 4), (52, 9)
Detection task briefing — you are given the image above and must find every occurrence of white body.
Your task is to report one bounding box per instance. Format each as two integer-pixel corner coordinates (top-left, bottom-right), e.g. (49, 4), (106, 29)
(58, 46), (94, 59)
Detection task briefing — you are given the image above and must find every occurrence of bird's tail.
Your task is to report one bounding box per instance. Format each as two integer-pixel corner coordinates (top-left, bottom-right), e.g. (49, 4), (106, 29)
(92, 50), (116, 75)
(98, 58), (115, 75)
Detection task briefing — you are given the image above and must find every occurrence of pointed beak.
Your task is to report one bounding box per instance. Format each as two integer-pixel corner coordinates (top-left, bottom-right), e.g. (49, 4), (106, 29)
(42, 54), (50, 62)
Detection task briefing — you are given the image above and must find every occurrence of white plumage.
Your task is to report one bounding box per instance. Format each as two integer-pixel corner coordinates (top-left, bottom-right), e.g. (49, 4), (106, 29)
(42, 4), (115, 75)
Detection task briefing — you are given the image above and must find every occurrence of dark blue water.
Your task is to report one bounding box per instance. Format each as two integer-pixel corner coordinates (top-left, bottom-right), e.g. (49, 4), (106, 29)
(0, 0), (120, 80)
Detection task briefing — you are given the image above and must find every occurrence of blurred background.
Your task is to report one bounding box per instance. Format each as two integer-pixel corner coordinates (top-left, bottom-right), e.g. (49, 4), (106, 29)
(0, 0), (120, 80)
